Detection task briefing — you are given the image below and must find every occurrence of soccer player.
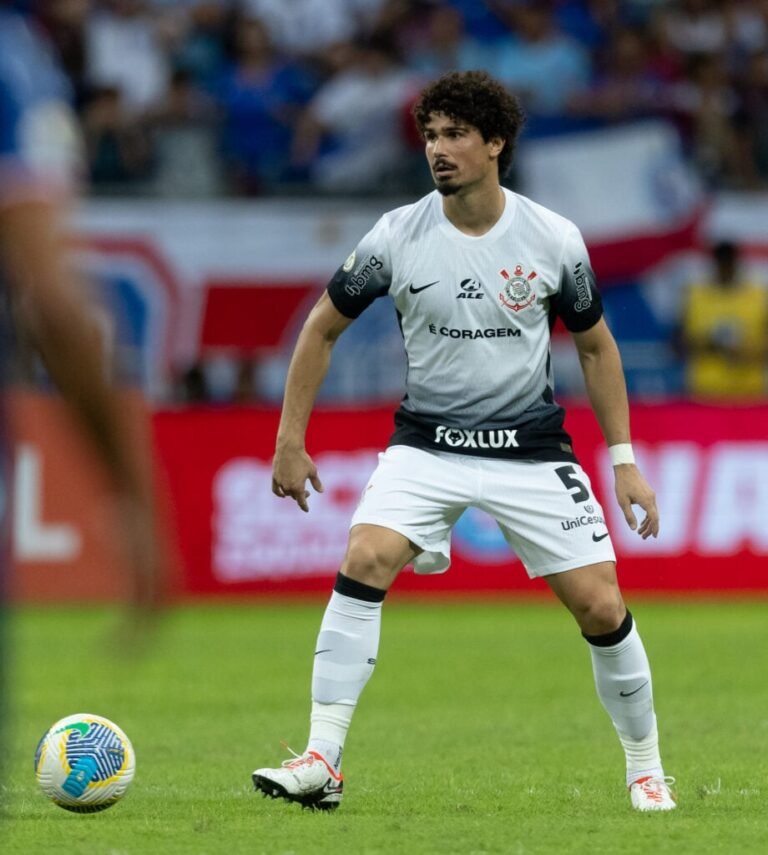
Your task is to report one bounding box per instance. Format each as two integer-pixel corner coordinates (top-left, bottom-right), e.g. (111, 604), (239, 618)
(254, 71), (675, 812)
(0, 9), (162, 637)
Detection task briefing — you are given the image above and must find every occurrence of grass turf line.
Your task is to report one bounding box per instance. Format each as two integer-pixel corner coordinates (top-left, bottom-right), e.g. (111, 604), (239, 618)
(3, 600), (768, 854)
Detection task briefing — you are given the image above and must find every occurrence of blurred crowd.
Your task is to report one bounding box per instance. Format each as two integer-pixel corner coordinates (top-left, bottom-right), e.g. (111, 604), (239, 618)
(30, 0), (768, 197)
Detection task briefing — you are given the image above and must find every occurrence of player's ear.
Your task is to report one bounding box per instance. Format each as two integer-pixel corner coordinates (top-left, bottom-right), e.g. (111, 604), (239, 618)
(488, 137), (505, 160)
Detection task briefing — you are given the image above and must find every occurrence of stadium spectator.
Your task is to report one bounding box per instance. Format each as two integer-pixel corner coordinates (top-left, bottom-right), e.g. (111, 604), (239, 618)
(81, 84), (153, 188)
(443, 0), (509, 42)
(492, 1), (591, 134)
(660, 0), (728, 57)
(174, 361), (210, 404)
(554, 0), (628, 51)
(85, 0), (170, 114)
(290, 36), (418, 192)
(242, 0), (369, 61)
(660, 0), (767, 65)
(400, 4), (490, 79)
(233, 355), (259, 403)
(168, 0), (231, 91)
(255, 70), (676, 814)
(172, 352), (263, 404)
(145, 67), (222, 196)
(568, 25), (665, 124)
(644, 4), (687, 84)
(668, 51), (744, 187)
(736, 50), (768, 185)
(215, 13), (316, 194)
(678, 240), (768, 399)
(719, 0), (767, 73)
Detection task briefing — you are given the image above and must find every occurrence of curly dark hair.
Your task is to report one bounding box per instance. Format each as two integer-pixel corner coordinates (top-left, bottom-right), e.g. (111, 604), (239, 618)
(412, 71), (526, 178)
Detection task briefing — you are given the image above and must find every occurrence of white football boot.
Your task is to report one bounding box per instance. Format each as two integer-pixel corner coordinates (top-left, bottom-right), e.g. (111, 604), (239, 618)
(253, 748), (343, 811)
(629, 775), (677, 811)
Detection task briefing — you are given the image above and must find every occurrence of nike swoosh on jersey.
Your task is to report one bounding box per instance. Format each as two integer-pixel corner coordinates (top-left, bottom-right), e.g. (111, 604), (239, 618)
(408, 280), (440, 294)
(592, 531), (610, 542)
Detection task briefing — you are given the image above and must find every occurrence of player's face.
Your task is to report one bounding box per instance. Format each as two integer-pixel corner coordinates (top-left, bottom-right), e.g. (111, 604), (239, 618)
(423, 113), (502, 196)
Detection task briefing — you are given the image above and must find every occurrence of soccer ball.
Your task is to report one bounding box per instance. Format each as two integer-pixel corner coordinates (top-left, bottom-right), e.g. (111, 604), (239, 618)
(34, 713), (135, 812)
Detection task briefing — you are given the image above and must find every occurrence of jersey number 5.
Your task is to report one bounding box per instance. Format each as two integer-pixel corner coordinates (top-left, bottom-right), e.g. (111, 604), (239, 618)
(554, 465), (590, 504)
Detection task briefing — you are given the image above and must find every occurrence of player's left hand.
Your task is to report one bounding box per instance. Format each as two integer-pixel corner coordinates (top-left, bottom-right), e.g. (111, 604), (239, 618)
(614, 464), (659, 539)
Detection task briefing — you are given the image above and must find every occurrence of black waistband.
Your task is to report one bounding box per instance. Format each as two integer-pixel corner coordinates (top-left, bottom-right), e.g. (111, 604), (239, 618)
(388, 407), (578, 463)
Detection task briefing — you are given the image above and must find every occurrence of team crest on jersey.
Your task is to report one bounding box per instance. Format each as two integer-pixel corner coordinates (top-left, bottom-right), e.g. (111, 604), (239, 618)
(498, 265), (537, 312)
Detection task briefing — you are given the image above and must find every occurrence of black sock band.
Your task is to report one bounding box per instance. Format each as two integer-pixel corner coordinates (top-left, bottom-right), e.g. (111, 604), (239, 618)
(334, 572), (387, 603)
(582, 609), (633, 647)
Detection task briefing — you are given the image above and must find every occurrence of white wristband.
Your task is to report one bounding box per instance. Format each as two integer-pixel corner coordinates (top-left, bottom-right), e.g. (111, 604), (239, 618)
(609, 443), (635, 466)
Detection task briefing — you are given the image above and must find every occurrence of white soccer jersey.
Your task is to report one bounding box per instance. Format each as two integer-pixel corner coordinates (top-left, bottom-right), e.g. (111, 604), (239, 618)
(327, 188), (603, 462)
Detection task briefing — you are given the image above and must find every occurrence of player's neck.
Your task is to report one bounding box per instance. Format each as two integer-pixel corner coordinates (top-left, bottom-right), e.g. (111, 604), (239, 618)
(441, 182), (505, 236)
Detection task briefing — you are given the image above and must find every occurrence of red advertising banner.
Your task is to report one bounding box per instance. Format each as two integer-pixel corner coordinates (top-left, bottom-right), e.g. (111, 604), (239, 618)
(11, 391), (160, 602)
(153, 403), (768, 597)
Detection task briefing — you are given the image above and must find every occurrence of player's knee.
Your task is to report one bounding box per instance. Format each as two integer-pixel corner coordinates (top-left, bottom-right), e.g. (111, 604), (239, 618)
(573, 593), (625, 636)
(341, 538), (395, 589)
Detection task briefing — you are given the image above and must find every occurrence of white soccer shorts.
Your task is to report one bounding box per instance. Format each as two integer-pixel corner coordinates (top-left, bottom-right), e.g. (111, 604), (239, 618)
(350, 445), (616, 578)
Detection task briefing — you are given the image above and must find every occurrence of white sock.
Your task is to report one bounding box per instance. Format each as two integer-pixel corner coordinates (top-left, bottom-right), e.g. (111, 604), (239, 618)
(586, 617), (663, 782)
(618, 720), (664, 787)
(308, 589), (383, 770)
(307, 702), (354, 772)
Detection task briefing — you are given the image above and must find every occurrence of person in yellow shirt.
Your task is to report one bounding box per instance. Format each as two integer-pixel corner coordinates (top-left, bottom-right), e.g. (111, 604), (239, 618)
(680, 240), (768, 400)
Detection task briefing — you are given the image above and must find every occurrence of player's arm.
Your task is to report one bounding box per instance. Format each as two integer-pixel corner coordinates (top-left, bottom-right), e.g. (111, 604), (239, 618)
(273, 291), (354, 512)
(572, 318), (659, 539)
(0, 199), (163, 607)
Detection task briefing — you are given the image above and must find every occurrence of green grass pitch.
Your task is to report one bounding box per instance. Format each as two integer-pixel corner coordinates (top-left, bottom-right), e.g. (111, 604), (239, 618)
(3, 598), (768, 854)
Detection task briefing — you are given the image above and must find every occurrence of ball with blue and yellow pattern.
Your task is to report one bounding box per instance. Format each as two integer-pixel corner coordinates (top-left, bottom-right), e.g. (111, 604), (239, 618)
(35, 713), (135, 812)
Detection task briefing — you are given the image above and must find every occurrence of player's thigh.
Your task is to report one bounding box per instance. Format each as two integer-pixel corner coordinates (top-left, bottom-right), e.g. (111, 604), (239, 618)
(478, 460), (616, 578)
(350, 445), (471, 577)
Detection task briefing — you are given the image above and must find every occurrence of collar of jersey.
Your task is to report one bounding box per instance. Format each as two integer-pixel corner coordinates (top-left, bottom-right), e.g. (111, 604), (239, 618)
(433, 187), (515, 244)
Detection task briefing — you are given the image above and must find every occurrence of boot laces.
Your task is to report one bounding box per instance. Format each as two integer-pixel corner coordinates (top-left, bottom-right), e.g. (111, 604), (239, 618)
(634, 775), (676, 801)
(279, 743), (315, 770)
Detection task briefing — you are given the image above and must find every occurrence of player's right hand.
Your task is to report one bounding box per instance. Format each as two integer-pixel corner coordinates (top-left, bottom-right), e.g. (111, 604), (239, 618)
(272, 447), (324, 512)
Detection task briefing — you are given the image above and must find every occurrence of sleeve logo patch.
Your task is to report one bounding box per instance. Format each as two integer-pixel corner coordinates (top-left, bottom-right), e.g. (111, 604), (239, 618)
(344, 255), (383, 296)
(573, 261), (593, 311)
(342, 251), (356, 272)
